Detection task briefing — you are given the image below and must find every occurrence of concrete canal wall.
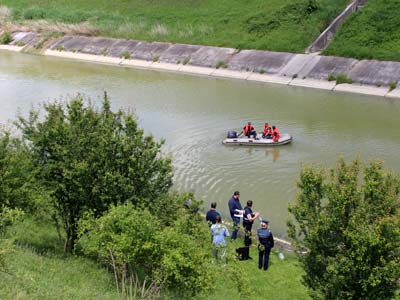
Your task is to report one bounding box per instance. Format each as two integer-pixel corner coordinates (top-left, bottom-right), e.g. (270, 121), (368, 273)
(1, 31), (400, 99)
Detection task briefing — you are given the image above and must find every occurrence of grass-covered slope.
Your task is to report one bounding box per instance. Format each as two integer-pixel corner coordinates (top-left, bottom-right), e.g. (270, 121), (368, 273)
(0, 219), (117, 300)
(0, 0), (348, 53)
(324, 0), (400, 61)
(1, 218), (310, 300)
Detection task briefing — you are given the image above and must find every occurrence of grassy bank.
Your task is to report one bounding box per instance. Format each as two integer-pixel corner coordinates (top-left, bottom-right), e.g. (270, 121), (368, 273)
(1, 218), (310, 299)
(324, 0), (400, 61)
(0, 0), (348, 53)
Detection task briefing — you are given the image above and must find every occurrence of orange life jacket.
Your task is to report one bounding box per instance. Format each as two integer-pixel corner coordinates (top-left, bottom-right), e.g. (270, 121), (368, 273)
(273, 132), (280, 142)
(272, 127), (280, 136)
(264, 125), (272, 134)
(243, 124), (254, 135)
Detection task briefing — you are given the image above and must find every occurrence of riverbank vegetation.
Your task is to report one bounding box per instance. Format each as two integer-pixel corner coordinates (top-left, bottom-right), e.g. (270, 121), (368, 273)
(324, 0), (400, 61)
(0, 0), (348, 52)
(1, 93), (399, 299)
(0, 93), (309, 299)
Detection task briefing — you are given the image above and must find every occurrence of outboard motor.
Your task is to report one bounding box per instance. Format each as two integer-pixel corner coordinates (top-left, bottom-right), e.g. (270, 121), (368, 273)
(227, 131), (237, 138)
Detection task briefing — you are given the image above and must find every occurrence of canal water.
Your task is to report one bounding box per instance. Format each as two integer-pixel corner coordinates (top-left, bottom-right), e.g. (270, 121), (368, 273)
(1, 51), (400, 237)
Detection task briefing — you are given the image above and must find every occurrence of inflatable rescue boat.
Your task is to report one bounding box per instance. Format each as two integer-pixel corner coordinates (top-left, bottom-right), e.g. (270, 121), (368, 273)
(223, 131), (292, 146)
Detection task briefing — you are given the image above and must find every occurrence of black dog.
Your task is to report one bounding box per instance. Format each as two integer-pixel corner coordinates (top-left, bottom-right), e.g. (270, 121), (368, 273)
(236, 246), (250, 260)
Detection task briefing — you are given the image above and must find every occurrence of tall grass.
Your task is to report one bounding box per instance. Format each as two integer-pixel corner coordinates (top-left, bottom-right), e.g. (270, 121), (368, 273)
(0, 0), (349, 53)
(324, 0), (400, 61)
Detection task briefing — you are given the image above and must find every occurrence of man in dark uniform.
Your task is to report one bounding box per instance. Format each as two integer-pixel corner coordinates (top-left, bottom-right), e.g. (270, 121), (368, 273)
(206, 202), (221, 227)
(257, 220), (274, 271)
(242, 200), (260, 247)
(228, 191), (242, 242)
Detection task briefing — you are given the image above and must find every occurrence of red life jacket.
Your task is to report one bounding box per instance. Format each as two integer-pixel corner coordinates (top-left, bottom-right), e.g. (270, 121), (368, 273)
(264, 125), (272, 134)
(273, 132), (280, 142)
(272, 127), (280, 136)
(243, 124), (254, 135)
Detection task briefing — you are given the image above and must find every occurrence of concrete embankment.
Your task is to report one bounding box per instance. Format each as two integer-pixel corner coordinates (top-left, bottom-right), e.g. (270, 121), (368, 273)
(1, 31), (400, 100)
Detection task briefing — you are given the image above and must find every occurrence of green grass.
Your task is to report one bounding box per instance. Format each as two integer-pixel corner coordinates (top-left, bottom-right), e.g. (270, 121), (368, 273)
(209, 240), (310, 300)
(1, 218), (310, 300)
(0, 219), (117, 300)
(0, 0), (348, 53)
(324, 0), (400, 61)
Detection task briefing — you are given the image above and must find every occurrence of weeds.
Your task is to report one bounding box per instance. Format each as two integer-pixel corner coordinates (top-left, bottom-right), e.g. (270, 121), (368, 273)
(328, 74), (353, 84)
(292, 73), (298, 79)
(152, 55), (159, 62)
(120, 51), (131, 59)
(0, 31), (12, 44)
(389, 81), (397, 91)
(183, 57), (190, 65)
(216, 60), (228, 69)
(55, 44), (65, 51)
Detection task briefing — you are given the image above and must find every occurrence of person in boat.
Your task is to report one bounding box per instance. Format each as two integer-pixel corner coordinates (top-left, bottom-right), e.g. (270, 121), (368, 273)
(243, 122), (257, 139)
(263, 122), (272, 139)
(272, 125), (280, 136)
(272, 125), (280, 142)
(273, 131), (280, 142)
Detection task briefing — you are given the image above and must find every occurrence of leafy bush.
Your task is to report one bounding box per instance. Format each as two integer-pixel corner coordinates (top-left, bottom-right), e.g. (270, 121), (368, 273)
(78, 201), (213, 299)
(288, 158), (400, 300)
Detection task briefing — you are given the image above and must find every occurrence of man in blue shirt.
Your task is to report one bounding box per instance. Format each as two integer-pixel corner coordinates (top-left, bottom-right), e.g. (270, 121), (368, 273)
(211, 215), (230, 264)
(206, 202), (221, 226)
(228, 191), (242, 242)
(257, 220), (274, 271)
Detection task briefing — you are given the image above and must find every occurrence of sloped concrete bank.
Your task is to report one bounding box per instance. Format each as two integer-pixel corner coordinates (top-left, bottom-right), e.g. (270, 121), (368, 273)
(1, 31), (400, 99)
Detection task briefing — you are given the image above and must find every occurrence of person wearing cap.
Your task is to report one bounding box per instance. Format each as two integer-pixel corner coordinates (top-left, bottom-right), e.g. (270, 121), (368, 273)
(242, 200), (260, 247)
(206, 202), (221, 227)
(257, 220), (274, 271)
(228, 191), (243, 242)
(211, 215), (230, 264)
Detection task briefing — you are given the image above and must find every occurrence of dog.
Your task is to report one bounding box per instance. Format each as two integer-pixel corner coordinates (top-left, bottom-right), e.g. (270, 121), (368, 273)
(236, 246), (250, 260)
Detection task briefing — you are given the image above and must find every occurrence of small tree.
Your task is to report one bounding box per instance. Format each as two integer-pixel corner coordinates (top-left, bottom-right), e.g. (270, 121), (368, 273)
(16, 93), (173, 253)
(288, 158), (400, 300)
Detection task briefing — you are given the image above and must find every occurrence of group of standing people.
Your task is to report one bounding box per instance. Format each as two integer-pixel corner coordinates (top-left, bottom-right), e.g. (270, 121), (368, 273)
(206, 191), (274, 271)
(243, 122), (280, 142)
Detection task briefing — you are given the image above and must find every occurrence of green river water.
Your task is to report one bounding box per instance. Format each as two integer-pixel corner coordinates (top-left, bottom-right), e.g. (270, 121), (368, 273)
(1, 51), (400, 238)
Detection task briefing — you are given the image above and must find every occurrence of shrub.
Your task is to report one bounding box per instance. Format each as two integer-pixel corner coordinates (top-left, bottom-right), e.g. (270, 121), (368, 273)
(327, 74), (336, 81)
(292, 73), (298, 79)
(216, 60), (228, 69)
(78, 200), (213, 299)
(0, 32), (12, 45)
(152, 55), (159, 62)
(389, 81), (397, 91)
(120, 51), (131, 59)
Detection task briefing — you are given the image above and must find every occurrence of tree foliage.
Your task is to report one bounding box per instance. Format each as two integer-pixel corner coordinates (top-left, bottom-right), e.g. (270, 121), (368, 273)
(288, 158), (400, 300)
(16, 94), (173, 253)
(0, 132), (45, 212)
(77, 196), (213, 299)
